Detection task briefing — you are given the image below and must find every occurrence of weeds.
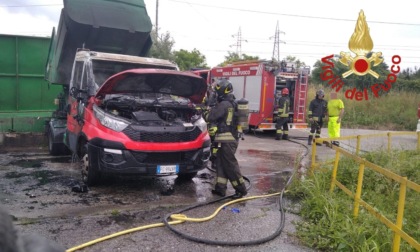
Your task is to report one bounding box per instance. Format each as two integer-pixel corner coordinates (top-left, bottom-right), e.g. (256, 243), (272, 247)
(111, 209), (120, 216)
(289, 150), (420, 251)
(307, 84), (419, 131)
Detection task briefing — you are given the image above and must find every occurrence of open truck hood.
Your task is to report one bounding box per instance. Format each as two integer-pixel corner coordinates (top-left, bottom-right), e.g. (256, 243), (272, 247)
(95, 69), (207, 104)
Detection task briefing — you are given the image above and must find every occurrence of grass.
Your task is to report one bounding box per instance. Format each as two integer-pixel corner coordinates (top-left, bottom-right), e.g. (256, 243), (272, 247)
(307, 84), (419, 131)
(111, 209), (120, 216)
(288, 150), (420, 251)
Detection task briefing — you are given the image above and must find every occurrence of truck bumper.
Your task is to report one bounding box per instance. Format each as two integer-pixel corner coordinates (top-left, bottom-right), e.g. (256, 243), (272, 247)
(87, 138), (211, 176)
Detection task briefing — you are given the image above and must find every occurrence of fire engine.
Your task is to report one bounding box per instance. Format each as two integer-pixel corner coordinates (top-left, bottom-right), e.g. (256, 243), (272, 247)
(202, 60), (310, 131)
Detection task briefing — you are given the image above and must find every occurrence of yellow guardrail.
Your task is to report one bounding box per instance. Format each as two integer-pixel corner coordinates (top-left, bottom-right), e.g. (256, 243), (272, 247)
(310, 131), (420, 252)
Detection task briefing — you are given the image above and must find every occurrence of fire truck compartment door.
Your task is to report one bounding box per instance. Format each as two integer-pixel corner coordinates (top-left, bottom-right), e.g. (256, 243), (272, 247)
(229, 76), (262, 113)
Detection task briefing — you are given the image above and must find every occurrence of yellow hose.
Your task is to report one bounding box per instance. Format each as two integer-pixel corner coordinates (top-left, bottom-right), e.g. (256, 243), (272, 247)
(65, 192), (281, 252)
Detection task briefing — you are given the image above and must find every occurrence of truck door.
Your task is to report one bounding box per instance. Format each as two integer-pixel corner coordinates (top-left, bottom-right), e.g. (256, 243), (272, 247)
(67, 60), (88, 152)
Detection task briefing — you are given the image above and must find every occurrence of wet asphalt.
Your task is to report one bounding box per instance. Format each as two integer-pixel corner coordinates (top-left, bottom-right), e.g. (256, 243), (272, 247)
(0, 128), (416, 251)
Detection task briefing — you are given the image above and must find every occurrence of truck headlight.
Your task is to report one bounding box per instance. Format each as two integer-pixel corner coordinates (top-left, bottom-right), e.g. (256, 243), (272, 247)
(193, 117), (207, 132)
(93, 104), (129, 132)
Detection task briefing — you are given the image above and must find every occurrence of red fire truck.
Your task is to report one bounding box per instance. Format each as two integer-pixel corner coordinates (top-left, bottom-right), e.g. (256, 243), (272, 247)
(204, 60), (310, 131)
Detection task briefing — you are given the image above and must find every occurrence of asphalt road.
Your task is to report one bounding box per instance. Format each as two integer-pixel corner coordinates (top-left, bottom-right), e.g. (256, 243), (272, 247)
(0, 130), (314, 252)
(0, 128), (417, 252)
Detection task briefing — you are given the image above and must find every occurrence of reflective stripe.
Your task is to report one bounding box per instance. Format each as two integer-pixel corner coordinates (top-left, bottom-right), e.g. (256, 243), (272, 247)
(215, 132), (235, 142)
(226, 107), (233, 126)
(313, 116), (319, 121)
(284, 130), (289, 134)
(239, 177), (245, 184)
(231, 180), (238, 186)
(276, 129), (283, 134)
(217, 177), (228, 184)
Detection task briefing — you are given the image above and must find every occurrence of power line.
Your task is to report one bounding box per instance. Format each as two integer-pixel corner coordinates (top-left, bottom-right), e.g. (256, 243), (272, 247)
(4, 1), (420, 27)
(0, 4), (62, 7)
(168, 0), (420, 26)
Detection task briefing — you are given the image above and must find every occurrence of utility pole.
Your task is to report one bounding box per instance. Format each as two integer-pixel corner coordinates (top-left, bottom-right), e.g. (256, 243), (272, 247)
(230, 27), (247, 58)
(155, 0), (159, 37)
(270, 21), (285, 62)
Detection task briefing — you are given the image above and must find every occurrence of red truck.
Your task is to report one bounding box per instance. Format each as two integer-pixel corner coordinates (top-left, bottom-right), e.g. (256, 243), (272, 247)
(46, 0), (210, 185)
(196, 60), (310, 131)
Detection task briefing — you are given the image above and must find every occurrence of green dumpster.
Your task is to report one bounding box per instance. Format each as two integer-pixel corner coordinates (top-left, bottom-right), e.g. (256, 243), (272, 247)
(0, 34), (62, 133)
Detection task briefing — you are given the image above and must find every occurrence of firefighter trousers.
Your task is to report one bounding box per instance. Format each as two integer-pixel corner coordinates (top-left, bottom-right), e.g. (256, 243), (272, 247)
(214, 141), (247, 194)
(275, 117), (289, 137)
(309, 120), (323, 137)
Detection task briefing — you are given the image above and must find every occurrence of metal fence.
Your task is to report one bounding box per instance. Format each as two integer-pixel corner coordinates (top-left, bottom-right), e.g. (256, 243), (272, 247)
(310, 131), (420, 251)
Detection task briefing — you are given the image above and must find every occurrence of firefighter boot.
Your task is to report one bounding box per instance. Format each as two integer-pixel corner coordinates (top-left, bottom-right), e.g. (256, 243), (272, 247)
(275, 133), (282, 141)
(308, 135), (313, 145)
(232, 183), (247, 199)
(282, 134), (289, 140)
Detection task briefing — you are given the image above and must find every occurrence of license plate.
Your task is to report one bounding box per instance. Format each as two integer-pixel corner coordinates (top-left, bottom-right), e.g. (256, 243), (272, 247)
(157, 165), (179, 174)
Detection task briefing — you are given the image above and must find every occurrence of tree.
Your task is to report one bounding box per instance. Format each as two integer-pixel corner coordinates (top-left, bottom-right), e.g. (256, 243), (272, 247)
(148, 29), (175, 62)
(173, 49), (208, 71)
(283, 55), (306, 69)
(218, 52), (259, 66)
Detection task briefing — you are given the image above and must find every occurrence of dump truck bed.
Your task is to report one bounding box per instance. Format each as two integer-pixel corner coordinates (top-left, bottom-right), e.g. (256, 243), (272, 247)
(46, 0), (153, 86)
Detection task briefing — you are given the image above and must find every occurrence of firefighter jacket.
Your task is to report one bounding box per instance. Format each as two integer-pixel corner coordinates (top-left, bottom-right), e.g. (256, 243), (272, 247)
(207, 94), (238, 143)
(277, 96), (290, 118)
(308, 98), (328, 122)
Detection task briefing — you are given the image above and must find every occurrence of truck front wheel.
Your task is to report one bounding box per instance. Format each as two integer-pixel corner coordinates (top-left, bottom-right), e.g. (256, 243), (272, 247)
(81, 145), (100, 186)
(48, 128), (67, 156)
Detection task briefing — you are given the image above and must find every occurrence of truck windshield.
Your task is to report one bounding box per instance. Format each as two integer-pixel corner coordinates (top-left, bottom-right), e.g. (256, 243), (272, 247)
(91, 60), (173, 92)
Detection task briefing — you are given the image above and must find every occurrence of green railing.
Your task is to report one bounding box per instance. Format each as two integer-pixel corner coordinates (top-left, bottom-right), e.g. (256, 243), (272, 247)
(310, 132), (420, 251)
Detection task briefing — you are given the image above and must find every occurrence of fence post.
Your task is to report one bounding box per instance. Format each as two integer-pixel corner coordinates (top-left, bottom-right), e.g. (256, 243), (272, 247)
(330, 151), (340, 192)
(356, 135), (361, 156)
(417, 131), (420, 151)
(353, 160), (365, 218)
(387, 132), (392, 154)
(392, 177), (407, 252)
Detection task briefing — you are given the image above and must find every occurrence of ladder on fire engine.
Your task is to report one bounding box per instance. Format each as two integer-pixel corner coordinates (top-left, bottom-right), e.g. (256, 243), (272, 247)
(291, 69), (309, 129)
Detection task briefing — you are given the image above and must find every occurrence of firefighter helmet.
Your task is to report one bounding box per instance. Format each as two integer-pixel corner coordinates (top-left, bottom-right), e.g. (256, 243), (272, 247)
(281, 88), (289, 95)
(316, 89), (325, 98)
(215, 79), (233, 98)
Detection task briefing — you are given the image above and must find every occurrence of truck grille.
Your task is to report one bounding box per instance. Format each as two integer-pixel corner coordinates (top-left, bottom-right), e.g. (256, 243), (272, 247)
(131, 150), (197, 163)
(122, 126), (202, 143)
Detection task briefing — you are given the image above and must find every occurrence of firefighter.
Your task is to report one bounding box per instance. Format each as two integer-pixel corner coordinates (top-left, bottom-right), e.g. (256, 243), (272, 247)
(307, 89), (328, 145)
(207, 79), (247, 198)
(275, 88), (291, 140)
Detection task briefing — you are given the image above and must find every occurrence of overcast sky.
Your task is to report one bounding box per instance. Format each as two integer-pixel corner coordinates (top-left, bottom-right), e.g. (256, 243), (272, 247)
(1, 0), (419, 71)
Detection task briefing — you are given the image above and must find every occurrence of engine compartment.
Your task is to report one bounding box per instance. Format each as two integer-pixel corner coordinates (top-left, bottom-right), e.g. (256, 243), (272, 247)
(99, 94), (198, 126)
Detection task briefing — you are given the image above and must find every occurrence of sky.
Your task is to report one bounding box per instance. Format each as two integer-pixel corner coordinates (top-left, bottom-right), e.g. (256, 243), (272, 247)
(1, 0), (420, 71)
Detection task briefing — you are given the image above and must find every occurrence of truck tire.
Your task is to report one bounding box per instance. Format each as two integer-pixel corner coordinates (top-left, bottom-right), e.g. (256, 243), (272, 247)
(48, 128), (66, 156)
(81, 146), (100, 186)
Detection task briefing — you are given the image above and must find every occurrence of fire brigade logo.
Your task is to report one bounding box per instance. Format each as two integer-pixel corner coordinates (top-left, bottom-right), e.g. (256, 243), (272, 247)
(320, 10), (401, 101)
(339, 10), (383, 79)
